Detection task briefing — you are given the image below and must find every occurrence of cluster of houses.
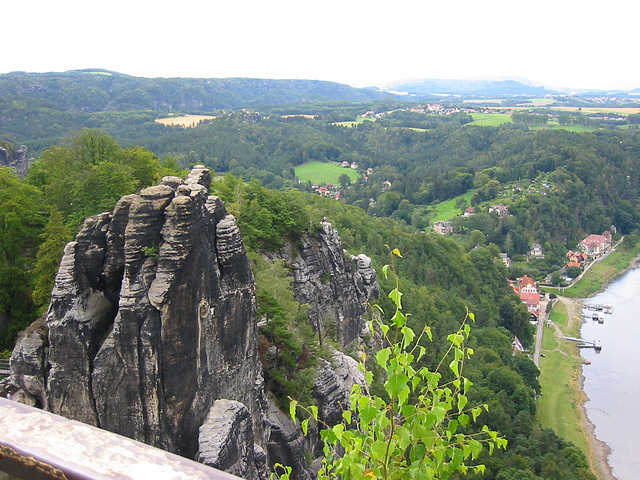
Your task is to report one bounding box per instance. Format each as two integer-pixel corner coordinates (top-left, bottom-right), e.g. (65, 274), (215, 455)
(314, 183), (341, 200)
(510, 275), (541, 320)
(340, 161), (359, 169)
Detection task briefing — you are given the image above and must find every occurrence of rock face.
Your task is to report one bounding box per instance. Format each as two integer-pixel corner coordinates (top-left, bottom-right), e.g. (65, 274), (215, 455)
(268, 222), (380, 347)
(0, 145), (32, 177)
(198, 399), (268, 480)
(11, 165), (265, 463)
(9, 165), (382, 477)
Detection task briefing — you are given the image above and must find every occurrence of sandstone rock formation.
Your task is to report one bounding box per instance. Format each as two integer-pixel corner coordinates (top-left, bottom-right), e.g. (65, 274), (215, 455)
(0, 144), (32, 176)
(11, 165), (266, 465)
(267, 222), (380, 347)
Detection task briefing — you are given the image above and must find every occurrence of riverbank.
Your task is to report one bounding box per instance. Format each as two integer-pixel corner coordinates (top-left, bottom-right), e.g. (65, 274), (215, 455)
(537, 243), (640, 480)
(567, 298), (615, 480)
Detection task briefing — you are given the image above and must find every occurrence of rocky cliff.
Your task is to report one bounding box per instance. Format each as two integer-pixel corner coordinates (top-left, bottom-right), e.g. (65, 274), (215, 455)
(10, 166), (267, 477)
(0, 144), (32, 176)
(8, 166), (380, 478)
(266, 222), (379, 348)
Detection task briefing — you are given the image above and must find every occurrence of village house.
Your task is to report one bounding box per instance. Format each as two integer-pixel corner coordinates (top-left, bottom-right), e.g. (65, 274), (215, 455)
(500, 253), (511, 268)
(489, 205), (509, 216)
(433, 221), (453, 235)
(317, 186), (330, 197)
(350, 162), (358, 169)
(578, 231), (612, 257)
(341, 161), (350, 168)
(511, 275), (540, 318)
(463, 207), (476, 217)
(529, 243), (544, 259)
(566, 250), (588, 268)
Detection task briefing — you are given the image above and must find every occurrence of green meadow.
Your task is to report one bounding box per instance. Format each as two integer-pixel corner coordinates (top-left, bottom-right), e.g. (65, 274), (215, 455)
(428, 190), (477, 223)
(468, 113), (513, 126)
(537, 300), (590, 454)
(295, 161), (360, 185)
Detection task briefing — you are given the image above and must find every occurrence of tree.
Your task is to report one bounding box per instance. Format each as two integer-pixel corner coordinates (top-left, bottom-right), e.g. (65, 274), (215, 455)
(32, 207), (71, 313)
(27, 129), (163, 230)
(339, 173), (351, 189)
(0, 168), (47, 350)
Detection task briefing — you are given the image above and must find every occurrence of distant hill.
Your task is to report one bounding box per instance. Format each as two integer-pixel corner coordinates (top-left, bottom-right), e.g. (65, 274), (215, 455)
(0, 70), (393, 112)
(385, 77), (640, 98)
(385, 78), (558, 97)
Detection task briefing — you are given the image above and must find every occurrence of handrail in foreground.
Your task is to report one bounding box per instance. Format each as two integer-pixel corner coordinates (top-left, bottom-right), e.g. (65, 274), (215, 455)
(0, 397), (243, 480)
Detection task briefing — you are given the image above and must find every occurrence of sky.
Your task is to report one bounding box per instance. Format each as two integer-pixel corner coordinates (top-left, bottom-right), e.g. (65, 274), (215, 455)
(3, 0), (639, 91)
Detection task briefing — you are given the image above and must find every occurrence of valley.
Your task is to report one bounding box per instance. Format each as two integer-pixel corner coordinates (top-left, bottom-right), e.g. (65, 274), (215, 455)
(3, 72), (640, 479)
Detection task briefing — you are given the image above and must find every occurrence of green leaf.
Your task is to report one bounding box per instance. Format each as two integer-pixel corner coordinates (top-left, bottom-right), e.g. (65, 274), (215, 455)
(457, 394), (468, 413)
(391, 309), (406, 327)
(376, 348), (391, 368)
(385, 372), (410, 398)
(401, 325), (415, 348)
(289, 399), (298, 421)
(458, 413), (469, 426)
(371, 440), (388, 460)
(301, 417), (310, 435)
(382, 264), (390, 279)
(309, 405), (319, 420)
(388, 288), (403, 309)
(469, 439), (483, 459)
(342, 410), (352, 424)
(396, 425), (411, 450)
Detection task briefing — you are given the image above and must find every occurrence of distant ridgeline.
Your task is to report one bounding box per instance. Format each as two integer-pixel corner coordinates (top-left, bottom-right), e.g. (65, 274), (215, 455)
(0, 70), (390, 112)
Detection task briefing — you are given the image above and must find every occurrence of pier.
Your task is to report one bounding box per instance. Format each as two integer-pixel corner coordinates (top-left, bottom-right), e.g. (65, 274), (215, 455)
(563, 336), (602, 351)
(583, 303), (614, 314)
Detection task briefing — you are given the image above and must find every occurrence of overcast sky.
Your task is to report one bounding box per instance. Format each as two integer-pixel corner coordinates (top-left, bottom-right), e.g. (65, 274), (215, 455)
(3, 0), (639, 91)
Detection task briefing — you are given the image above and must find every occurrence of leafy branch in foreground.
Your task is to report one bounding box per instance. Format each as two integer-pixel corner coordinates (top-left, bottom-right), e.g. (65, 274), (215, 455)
(279, 247), (507, 480)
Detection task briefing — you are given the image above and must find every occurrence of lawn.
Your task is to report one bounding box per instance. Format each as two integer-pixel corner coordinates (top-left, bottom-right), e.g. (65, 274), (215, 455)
(537, 299), (590, 454)
(295, 161), (360, 185)
(428, 191), (476, 223)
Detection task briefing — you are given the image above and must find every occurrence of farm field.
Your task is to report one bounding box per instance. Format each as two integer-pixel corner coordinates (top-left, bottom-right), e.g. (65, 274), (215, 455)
(468, 113), (513, 126)
(295, 161), (360, 185)
(155, 114), (216, 127)
(331, 118), (374, 127)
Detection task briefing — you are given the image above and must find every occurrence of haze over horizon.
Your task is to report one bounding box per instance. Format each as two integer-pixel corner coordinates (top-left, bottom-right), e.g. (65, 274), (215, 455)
(4, 0), (639, 92)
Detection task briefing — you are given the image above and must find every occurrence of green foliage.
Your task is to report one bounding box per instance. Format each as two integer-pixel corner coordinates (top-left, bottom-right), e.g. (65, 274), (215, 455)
(32, 207), (71, 312)
(0, 167), (47, 349)
(290, 249), (507, 480)
(27, 129), (163, 230)
(212, 175), (311, 250)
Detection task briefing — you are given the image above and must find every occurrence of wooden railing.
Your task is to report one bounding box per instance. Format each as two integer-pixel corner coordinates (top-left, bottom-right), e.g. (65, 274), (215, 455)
(0, 398), (243, 480)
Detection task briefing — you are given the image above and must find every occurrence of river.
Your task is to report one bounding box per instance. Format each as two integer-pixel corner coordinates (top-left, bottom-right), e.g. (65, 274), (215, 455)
(580, 267), (640, 480)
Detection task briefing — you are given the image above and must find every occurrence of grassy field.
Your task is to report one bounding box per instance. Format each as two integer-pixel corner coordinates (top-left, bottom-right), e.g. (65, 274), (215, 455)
(331, 118), (374, 127)
(155, 114), (216, 127)
(428, 191), (476, 223)
(468, 113), (513, 126)
(537, 299), (591, 454)
(294, 161), (360, 185)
